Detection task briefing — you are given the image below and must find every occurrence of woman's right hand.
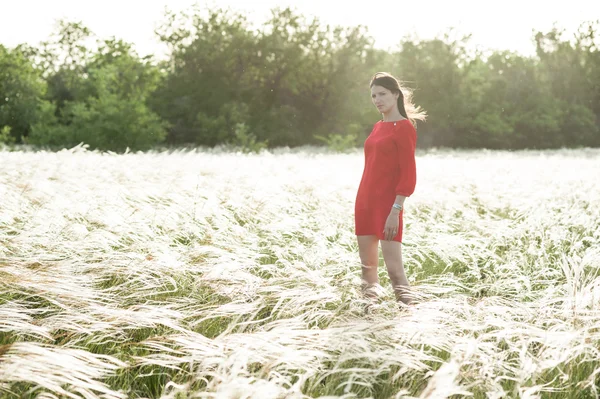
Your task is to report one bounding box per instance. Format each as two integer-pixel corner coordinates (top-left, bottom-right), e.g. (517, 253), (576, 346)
(383, 211), (400, 241)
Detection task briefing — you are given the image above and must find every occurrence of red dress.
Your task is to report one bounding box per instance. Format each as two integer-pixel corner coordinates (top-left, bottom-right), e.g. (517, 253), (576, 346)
(354, 119), (417, 242)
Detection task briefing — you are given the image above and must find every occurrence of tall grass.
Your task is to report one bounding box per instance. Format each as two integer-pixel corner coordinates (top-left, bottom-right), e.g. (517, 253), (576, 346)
(1, 145), (599, 398)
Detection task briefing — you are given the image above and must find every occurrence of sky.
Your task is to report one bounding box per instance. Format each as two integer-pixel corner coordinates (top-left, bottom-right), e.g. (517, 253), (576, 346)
(1, 0), (599, 58)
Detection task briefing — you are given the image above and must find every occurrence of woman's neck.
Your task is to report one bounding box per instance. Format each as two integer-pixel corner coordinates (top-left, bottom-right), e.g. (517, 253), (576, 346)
(382, 109), (405, 122)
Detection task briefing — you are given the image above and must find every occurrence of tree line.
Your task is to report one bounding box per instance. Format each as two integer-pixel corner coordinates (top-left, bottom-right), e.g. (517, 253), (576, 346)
(1, 6), (599, 151)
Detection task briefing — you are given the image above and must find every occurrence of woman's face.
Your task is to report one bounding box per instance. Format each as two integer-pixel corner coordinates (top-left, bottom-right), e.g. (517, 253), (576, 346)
(370, 85), (399, 114)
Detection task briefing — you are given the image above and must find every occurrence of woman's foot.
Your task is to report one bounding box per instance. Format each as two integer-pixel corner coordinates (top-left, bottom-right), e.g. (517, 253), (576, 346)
(394, 285), (415, 306)
(361, 282), (385, 314)
(361, 282), (384, 301)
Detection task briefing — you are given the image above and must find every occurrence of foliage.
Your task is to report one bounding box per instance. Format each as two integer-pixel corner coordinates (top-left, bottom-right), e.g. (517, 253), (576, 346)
(1, 12), (600, 150)
(314, 131), (359, 153)
(0, 126), (15, 144)
(24, 23), (167, 151)
(0, 45), (46, 143)
(228, 122), (268, 154)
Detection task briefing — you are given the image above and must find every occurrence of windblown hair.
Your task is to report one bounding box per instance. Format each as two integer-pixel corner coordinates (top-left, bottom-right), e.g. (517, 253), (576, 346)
(369, 72), (427, 125)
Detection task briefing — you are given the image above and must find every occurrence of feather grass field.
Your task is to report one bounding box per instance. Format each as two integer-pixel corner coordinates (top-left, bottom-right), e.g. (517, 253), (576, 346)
(1, 145), (600, 399)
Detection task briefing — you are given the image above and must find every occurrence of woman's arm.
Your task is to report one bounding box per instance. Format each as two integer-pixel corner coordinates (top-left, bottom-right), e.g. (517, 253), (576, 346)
(390, 195), (407, 215)
(390, 126), (417, 214)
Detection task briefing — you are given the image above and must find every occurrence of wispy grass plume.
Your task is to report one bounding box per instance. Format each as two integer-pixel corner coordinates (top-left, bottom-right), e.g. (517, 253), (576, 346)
(0, 146), (599, 398)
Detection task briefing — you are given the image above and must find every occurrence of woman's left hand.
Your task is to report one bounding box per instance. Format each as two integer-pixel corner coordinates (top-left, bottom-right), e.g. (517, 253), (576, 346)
(383, 211), (400, 241)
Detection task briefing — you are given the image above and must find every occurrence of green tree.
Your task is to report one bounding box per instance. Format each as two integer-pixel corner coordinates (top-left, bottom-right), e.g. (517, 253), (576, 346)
(152, 5), (259, 146)
(0, 45), (47, 143)
(152, 6), (375, 148)
(534, 22), (600, 147)
(30, 65), (167, 151)
(392, 31), (471, 147)
(29, 23), (168, 151)
(2, 10), (600, 151)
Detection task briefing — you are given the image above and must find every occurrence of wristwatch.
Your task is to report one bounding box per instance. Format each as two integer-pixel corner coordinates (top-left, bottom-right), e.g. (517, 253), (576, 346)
(392, 204), (403, 211)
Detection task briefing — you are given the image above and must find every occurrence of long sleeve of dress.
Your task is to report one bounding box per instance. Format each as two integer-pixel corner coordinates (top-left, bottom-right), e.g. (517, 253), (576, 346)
(393, 126), (417, 197)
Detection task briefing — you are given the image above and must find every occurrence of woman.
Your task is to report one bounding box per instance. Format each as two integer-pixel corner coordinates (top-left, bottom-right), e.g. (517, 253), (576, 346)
(354, 72), (426, 306)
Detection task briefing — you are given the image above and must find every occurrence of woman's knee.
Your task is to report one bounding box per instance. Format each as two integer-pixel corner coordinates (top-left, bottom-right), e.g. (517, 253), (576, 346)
(357, 235), (379, 266)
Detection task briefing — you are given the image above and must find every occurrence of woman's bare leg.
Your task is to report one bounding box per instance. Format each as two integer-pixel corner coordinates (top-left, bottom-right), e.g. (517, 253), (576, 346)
(380, 240), (413, 305)
(357, 235), (380, 298)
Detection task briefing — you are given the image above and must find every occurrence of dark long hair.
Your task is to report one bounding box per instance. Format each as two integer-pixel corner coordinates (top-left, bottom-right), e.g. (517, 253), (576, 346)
(369, 72), (426, 124)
